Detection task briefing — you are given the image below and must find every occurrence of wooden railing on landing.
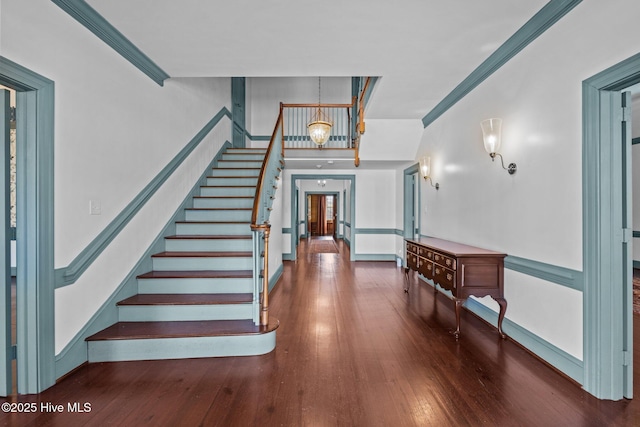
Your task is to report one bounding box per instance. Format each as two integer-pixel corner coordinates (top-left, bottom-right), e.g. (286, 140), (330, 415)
(250, 105), (284, 326)
(279, 76), (373, 167)
(282, 101), (355, 149)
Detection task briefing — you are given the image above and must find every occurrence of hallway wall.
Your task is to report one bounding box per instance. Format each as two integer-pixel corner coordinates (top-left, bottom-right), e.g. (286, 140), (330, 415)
(416, 0), (640, 361)
(1, 2), (232, 352)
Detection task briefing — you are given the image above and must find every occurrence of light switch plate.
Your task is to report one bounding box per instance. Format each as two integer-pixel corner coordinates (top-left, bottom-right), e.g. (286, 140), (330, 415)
(89, 199), (101, 215)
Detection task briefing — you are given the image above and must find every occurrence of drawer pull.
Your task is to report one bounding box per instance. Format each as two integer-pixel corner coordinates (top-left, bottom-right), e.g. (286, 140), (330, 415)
(446, 259), (452, 266)
(447, 273), (452, 281)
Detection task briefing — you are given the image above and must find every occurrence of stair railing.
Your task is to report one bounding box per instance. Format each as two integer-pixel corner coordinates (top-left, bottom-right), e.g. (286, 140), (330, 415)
(281, 101), (354, 149)
(251, 103), (285, 326)
(279, 77), (373, 167)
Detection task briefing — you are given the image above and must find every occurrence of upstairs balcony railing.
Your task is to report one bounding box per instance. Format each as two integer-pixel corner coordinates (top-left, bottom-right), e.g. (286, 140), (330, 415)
(282, 102), (355, 149)
(279, 77), (375, 166)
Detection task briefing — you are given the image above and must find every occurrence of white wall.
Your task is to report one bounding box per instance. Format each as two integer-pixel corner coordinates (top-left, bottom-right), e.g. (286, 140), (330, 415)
(359, 119), (423, 161)
(416, 0), (640, 360)
(1, 1), (232, 353)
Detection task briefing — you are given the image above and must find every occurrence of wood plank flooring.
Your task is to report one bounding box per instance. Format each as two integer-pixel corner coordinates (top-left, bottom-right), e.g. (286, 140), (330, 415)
(2, 238), (640, 426)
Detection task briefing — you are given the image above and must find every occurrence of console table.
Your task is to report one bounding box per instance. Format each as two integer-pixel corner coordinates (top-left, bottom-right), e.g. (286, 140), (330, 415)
(404, 237), (507, 339)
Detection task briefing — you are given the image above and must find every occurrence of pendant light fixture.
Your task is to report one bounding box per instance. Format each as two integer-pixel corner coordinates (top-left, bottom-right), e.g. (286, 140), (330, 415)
(307, 77), (333, 146)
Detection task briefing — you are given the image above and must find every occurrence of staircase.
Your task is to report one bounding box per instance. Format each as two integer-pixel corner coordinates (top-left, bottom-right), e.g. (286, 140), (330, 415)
(86, 147), (279, 362)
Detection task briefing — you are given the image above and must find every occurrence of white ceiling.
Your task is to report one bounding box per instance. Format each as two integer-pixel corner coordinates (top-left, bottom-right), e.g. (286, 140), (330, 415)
(87, 0), (548, 120)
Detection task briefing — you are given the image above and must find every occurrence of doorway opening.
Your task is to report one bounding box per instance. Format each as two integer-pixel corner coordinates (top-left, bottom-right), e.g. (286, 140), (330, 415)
(403, 163), (420, 241)
(582, 52), (640, 400)
(0, 57), (56, 395)
(289, 175), (355, 262)
(307, 193), (337, 238)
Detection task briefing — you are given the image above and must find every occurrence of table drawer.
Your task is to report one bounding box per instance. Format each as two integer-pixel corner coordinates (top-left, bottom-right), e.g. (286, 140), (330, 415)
(434, 264), (456, 292)
(406, 252), (419, 270)
(433, 252), (456, 270)
(407, 243), (418, 254)
(420, 260), (434, 280)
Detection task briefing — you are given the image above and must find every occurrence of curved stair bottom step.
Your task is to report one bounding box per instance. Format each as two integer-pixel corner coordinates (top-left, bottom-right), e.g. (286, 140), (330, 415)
(87, 329), (277, 362)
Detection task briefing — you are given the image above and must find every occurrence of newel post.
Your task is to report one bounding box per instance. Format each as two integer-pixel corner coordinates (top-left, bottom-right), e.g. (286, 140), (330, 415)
(261, 222), (271, 326)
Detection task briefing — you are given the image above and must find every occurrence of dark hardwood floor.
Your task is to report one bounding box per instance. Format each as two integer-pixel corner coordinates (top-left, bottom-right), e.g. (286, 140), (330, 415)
(2, 238), (640, 426)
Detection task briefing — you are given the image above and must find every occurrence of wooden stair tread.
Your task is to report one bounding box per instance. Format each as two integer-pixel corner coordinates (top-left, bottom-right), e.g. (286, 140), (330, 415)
(137, 270), (253, 279)
(152, 251), (252, 258)
(86, 319), (279, 341)
(165, 235), (252, 240)
(118, 293), (253, 306)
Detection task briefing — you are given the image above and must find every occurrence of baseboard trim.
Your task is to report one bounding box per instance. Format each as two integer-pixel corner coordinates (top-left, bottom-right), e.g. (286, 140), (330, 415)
(464, 298), (584, 385)
(354, 254), (396, 261)
(416, 275), (584, 385)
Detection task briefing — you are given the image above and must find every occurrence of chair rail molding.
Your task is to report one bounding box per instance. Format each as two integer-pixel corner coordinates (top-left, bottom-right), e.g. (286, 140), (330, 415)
(55, 108), (232, 288)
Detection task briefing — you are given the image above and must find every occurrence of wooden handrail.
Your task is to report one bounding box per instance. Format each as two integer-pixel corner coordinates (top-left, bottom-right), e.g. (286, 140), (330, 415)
(281, 102), (354, 109)
(251, 104), (284, 228)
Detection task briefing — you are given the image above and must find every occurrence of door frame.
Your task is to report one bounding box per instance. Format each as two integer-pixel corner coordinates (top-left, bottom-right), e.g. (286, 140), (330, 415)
(290, 175), (355, 262)
(582, 51), (640, 400)
(0, 57), (56, 394)
(403, 163), (420, 240)
(1, 89), (11, 396)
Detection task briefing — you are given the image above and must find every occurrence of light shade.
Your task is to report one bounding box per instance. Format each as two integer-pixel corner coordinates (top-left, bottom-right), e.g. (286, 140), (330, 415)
(308, 120), (332, 145)
(481, 118), (502, 155)
(419, 156), (431, 179)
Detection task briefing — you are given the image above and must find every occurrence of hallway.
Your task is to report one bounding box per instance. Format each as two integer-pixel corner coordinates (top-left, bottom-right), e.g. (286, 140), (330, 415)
(1, 239), (639, 425)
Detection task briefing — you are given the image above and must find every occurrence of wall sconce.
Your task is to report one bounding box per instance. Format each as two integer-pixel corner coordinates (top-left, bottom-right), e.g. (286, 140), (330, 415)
(419, 156), (439, 190)
(480, 118), (517, 175)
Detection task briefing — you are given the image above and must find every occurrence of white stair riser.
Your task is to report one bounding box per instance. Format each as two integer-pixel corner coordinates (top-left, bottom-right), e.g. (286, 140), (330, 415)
(152, 256), (252, 271)
(165, 238), (252, 252)
(185, 209), (252, 222)
(176, 222), (249, 235)
(87, 332), (276, 362)
(138, 277), (253, 294)
(221, 154), (265, 161)
(209, 168), (260, 177)
(200, 187), (255, 197)
(206, 177), (258, 186)
(193, 198), (253, 209)
(217, 161), (263, 169)
(118, 304), (253, 322)
(225, 149), (266, 154)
